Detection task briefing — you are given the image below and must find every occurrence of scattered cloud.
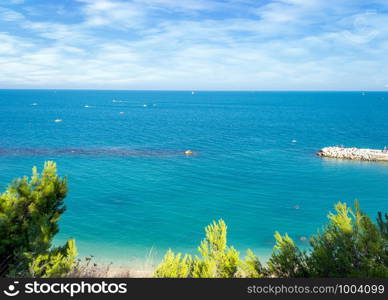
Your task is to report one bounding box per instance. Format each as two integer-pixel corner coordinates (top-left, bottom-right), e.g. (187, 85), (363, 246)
(0, 6), (24, 21)
(0, 0), (25, 4)
(0, 0), (387, 90)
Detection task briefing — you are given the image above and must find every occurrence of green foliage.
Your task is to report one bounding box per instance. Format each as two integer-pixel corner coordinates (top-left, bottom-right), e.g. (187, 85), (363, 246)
(191, 257), (216, 278)
(154, 219), (251, 278)
(239, 249), (264, 278)
(0, 162), (76, 277)
(153, 250), (193, 278)
(197, 220), (240, 278)
(29, 239), (77, 278)
(268, 232), (307, 277)
(268, 202), (388, 278)
(155, 202), (387, 278)
(308, 202), (388, 277)
(377, 212), (388, 239)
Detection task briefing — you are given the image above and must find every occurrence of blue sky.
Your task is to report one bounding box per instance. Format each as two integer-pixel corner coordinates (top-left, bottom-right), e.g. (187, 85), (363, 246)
(0, 0), (388, 90)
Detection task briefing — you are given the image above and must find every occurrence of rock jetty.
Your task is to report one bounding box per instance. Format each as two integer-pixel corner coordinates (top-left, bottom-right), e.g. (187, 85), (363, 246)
(317, 146), (388, 162)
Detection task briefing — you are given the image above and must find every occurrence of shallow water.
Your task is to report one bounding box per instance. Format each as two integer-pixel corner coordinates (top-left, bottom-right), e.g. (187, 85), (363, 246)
(0, 90), (387, 266)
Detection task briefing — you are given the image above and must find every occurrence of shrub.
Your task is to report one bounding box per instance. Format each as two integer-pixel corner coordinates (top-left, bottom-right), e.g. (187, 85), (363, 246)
(268, 232), (308, 277)
(307, 202), (388, 277)
(153, 250), (193, 278)
(155, 202), (387, 278)
(154, 219), (251, 278)
(239, 249), (264, 278)
(377, 212), (388, 239)
(29, 239), (77, 278)
(155, 220), (267, 278)
(0, 161), (76, 277)
(197, 220), (240, 278)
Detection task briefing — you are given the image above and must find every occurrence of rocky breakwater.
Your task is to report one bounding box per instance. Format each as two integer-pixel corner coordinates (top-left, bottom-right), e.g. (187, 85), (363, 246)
(317, 146), (388, 162)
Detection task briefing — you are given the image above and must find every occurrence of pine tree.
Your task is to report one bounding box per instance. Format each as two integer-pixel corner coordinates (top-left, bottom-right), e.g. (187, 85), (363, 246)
(308, 202), (388, 277)
(0, 161), (76, 277)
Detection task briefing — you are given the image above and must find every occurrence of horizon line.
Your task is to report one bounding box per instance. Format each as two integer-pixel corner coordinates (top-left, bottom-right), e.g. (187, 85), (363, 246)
(1, 88), (388, 92)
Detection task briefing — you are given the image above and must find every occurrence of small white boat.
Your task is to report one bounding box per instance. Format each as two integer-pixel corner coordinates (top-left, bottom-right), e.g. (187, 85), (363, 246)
(31, 102), (38, 106)
(191, 91), (195, 95)
(54, 119), (62, 123)
(184, 150), (194, 155)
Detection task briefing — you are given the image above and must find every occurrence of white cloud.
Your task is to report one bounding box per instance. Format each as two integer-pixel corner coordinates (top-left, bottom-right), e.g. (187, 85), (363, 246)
(0, 0), (388, 90)
(78, 0), (145, 28)
(0, 0), (25, 4)
(0, 33), (34, 55)
(0, 7), (24, 21)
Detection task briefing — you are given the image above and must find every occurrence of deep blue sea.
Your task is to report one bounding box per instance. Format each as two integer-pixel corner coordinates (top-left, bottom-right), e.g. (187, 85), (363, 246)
(1, 90), (388, 268)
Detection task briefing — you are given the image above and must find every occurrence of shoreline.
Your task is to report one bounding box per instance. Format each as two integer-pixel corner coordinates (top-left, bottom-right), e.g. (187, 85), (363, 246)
(69, 249), (273, 278)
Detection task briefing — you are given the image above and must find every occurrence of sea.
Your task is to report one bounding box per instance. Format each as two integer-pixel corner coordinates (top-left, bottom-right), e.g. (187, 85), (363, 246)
(0, 90), (387, 268)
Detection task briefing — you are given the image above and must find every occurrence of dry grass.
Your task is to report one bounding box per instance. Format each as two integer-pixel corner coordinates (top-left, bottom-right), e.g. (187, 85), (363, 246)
(67, 249), (157, 278)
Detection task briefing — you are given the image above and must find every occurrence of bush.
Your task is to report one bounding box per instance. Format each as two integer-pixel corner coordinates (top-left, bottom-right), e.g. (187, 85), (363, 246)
(155, 202), (387, 278)
(307, 202), (388, 277)
(0, 161), (76, 277)
(154, 250), (193, 278)
(196, 220), (240, 278)
(377, 212), (388, 239)
(154, 220), (259, 278)
(267, 232), (308, 277)
(239, 249), (264, 278)
(29, 239), (77, 278)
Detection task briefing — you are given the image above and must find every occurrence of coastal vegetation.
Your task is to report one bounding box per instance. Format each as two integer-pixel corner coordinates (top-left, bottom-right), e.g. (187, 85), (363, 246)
(0, 162), (76, 277)
(154, 203), (388, 278)
(0, 162), (387, 278)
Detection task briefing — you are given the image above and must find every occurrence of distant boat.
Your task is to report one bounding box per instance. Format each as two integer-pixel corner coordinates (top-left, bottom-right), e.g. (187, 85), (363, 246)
(54, 119), (62, 123)
(191, 91), (195, 95)
(143, 104), (147, 107)
(184, 150), (194, 155)
(31, 103), (38, 106)
(119, 112), (125, 114)
(84, 105), (90, 108)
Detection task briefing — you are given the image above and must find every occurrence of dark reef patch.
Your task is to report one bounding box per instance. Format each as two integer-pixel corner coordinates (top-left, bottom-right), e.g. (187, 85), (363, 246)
(0, 147), (184, 157)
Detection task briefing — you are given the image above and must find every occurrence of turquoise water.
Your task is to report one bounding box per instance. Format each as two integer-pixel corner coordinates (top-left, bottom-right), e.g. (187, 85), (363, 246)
(0, 90), (388, 267)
